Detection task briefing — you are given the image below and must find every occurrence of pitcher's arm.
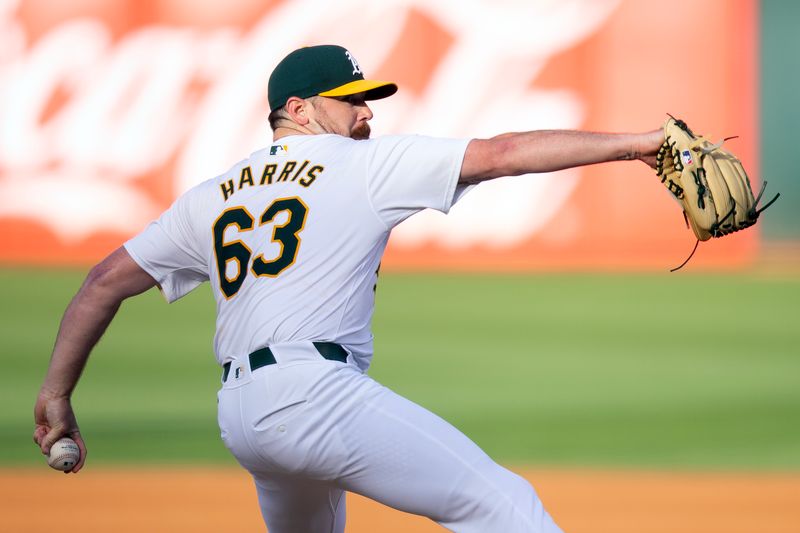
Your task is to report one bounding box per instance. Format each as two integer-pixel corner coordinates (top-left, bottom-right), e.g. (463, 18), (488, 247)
(33, 247), (157, 472)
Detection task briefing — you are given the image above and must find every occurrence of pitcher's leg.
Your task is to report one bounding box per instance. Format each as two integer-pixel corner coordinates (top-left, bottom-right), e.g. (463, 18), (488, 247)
(221, 361), (560, 532)
(253, 473), (346, 533)
(217, 362), (348, 533)
(334, 379), (563, 533)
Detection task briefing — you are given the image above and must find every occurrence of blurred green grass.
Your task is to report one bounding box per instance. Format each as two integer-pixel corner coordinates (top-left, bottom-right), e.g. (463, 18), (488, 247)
(4, 268), (799, 469)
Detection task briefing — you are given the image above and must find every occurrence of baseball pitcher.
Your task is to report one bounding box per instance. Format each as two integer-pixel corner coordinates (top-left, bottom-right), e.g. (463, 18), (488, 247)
(37, 44), (732, 532)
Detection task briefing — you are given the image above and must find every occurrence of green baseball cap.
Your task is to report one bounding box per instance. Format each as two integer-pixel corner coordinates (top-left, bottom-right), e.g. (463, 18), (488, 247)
(268, 45), (398, 111)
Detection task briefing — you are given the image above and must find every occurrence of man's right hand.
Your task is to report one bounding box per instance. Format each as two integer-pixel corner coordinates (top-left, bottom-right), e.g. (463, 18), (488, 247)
(34, 393), (87, 473)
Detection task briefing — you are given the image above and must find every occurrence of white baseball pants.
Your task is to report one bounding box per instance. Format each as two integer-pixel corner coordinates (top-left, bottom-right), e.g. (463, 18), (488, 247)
(217, 342), (563, 533)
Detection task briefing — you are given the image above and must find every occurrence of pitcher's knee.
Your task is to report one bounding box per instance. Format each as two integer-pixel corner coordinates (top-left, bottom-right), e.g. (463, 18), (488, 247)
(440, 466), (560, 533)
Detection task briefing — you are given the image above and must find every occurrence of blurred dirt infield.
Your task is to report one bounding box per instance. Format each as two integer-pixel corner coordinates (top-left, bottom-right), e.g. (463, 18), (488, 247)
(3, 467), (799, 532)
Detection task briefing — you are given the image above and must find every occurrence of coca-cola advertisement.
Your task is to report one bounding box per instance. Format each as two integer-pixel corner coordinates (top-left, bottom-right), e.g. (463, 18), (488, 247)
(0, 0), (758, 269)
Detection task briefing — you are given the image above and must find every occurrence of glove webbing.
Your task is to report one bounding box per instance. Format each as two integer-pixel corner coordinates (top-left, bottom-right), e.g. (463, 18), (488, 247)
(670, 181), (780, 271)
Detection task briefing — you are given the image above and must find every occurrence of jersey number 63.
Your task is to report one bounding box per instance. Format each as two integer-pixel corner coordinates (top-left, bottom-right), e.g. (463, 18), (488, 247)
(212, 196), (308, 299)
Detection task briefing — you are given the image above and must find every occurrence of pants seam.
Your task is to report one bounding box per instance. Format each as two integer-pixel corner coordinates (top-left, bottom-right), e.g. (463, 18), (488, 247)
(328, 489), (344, 533)
(237, 385), (266, 465)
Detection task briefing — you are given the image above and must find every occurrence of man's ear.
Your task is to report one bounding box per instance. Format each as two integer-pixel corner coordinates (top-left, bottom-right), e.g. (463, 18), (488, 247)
(285, 97), (310, 126)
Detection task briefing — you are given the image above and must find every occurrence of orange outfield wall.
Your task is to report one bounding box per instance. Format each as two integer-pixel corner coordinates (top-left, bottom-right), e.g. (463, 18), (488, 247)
(0, 0), (759, 270)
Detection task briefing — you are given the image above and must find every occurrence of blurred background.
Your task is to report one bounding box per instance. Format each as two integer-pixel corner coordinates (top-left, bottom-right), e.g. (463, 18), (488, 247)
(1, 0), (798, 532)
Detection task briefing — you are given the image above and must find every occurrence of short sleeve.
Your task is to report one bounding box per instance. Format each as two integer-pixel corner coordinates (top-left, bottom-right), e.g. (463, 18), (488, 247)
(124, 188), (209, 303)
(364, 135), (470, 227)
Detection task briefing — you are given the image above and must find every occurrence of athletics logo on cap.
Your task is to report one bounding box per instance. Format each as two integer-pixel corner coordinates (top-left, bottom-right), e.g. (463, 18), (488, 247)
(345, 50), (362, 75)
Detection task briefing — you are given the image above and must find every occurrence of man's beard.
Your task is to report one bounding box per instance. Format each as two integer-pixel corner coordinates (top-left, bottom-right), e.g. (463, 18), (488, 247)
(351, 122), (371, 140)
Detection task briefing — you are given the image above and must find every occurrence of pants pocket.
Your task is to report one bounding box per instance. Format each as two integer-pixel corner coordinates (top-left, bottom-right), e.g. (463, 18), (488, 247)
(252, 399), (309, 432)
(249, 398), (310, 473)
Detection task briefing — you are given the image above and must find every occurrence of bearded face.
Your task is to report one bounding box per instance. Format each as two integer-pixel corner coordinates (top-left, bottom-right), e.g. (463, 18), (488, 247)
(306, 94), (373, 140)
(351, 122), (371, 140)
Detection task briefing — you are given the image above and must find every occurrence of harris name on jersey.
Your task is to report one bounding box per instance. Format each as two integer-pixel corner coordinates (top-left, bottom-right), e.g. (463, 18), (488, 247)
(219, 158), (324, 201)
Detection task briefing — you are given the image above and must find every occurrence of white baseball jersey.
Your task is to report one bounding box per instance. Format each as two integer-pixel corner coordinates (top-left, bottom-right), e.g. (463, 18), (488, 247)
(124, 134), (470, 370)
(124, 132), (563, 533)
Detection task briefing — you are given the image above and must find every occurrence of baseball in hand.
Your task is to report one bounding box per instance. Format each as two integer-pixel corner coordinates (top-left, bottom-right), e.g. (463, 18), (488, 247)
(47, 437), (80, 471)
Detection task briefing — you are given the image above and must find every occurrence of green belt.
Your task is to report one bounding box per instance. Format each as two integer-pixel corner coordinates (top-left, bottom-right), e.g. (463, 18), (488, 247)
(222, 342), (348, 382)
